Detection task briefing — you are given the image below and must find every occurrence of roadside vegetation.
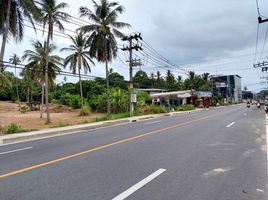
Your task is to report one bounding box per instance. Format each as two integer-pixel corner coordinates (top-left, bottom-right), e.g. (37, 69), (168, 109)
(0, 0), (236, 134)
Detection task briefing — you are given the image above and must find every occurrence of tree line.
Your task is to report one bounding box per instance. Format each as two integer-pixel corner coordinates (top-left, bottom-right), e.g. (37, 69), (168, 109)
(0, 0), (130, 123)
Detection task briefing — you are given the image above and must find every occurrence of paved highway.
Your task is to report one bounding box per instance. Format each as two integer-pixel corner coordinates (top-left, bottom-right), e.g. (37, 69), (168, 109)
(0, 105), (267, 200)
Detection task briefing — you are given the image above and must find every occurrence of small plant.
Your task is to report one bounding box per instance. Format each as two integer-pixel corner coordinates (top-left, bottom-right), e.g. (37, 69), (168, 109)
(19, 105), (29, 114)
(4, 123), (20, 134)
(2, 123), (36, 134)
(79, 105), (91, 116)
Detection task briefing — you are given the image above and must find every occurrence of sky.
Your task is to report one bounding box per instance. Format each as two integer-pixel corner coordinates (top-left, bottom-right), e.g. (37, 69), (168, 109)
(2, 0), (268, 92)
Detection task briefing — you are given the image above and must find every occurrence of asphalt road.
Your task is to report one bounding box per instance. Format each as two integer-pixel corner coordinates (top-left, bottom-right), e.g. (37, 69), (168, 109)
(0, 104), (267, 200)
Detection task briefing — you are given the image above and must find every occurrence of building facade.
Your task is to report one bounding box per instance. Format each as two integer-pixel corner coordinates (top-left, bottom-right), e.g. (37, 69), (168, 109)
(210, 75), (242, 103)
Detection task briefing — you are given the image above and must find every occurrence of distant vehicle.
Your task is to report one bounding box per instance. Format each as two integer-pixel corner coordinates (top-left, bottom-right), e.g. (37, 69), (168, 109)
(247, 102), (250, 108)
(257, 102), (260, 109)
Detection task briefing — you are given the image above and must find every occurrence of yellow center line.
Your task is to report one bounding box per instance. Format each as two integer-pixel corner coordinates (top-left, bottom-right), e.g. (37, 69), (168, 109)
(0, 108), (239, 180)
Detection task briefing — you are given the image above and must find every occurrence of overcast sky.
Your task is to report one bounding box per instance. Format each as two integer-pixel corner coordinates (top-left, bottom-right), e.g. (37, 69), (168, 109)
(2, 0), (268, 92)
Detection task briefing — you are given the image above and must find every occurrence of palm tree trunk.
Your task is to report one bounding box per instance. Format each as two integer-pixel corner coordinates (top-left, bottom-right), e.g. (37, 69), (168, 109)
(40, 83), (44, 118)
(0, 0), (11, 72)
(79, 68), (83, 107)
(45, 28), (51, 123)
(27, 86), (30, 103)
(30, 81), (33, 101)
(105, 39), (110, 114)
(15, 64), (20, 101)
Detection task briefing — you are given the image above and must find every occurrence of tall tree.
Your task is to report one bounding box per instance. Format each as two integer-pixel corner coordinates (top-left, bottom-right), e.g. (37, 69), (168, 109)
(166, 69), (176, 90)
(133, 70), (150, 88)
(0, 0), (40, 71)
(9, 54), (21, 101)
(79, 0), (131, 113)
(61, 32), (94, 107)
(0, 71), (11, 91)
(22, 40), (62, 118)
(38, 0), (69, 123)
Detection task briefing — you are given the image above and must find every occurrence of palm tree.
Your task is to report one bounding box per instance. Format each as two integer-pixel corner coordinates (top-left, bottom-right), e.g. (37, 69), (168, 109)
(10, 54), (21, 101)
(79, 0), (131, 113)
(0, 0), (40, 72)
(61, 32), (94, 107)
(0, 71), (11, 91)
(22, 40), (62, 118)
(38, 0), (69, 123)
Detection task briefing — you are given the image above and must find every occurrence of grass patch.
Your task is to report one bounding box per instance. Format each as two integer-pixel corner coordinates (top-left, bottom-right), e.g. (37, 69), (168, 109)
(136, 105), (168, 115)
(3, 123), (38, 134)
(219, 102), (231, 106)
(79, 105), (91, 116)
(95, 112), (130, 122)
(52, 122), (70, 128)
(175, 104), (195, 111)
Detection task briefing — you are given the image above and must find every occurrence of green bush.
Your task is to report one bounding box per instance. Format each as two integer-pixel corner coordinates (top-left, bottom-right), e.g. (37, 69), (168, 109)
(19, 105), (29, 114)
(4, 123), (20, 134)
(136, 105), (168, 115)
(3, 123), (37, 134)
(175, 104), (195, 111)
(219, 102), (230, 106)
(51, 99), (59, 104)
(59, 93), (81, 109)
(79, 105), (91, 116)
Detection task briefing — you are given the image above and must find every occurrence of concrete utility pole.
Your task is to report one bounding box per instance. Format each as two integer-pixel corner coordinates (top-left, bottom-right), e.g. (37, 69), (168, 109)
(121, 33), (143, 117)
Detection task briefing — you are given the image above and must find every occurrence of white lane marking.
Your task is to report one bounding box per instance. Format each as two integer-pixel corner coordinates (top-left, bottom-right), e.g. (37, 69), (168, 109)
(112, 168), (166, 200)
(0, 147), (33, 155)
(244, 113), (247, 116)
(144, 120), (161, 125)
(226, 122), (236, 128)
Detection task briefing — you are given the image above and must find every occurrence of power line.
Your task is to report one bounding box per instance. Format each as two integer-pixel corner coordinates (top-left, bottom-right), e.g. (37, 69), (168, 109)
(259, 25), (268, 62)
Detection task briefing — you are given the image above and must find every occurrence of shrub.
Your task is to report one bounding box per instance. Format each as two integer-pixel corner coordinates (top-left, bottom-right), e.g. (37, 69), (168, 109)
(136, 105), (168, 115)
(4, 123), (21, 134)
(59, 93), (81, 109)
(79, 105), (91, 116)
(19, 105), (29, 114)
(175, 104), (195, 111)
(219, 102), (230, 106)
(51, 99), (59, 104)
(3, 123), (38, 134)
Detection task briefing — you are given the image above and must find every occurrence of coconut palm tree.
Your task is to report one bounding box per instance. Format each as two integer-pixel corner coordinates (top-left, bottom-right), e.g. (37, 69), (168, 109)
(61, 32), (95, 107)
(38, 0), (69, 123)
(22, 40), (62, 118)
(0, 71), (11, 91)
(9, 54), (21, 101)
(0, 0), (40, 72)
(79, 0), (131, 113)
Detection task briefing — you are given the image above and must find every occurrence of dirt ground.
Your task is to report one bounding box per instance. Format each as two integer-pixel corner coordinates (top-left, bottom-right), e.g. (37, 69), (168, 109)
(0, 101), (103, 133)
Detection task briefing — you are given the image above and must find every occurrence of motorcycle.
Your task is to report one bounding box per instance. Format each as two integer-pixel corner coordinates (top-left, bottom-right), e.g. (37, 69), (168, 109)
(247, 103), (250, 108)
(257, 102), (261, 109)
(265, 105), (268, 113)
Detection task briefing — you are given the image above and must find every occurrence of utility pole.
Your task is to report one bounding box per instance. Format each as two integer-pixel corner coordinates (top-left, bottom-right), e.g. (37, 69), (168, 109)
(121, 33), (143, 117)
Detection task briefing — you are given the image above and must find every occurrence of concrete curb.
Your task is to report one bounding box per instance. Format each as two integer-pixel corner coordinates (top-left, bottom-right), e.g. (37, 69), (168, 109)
(0, 108), (203, 145)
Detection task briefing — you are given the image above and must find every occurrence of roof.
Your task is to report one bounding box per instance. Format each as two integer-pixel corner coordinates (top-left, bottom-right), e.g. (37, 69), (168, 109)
(137, 88), (167, 92)
(150, 90), (194, 100)
(210, 74), (242, 79)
